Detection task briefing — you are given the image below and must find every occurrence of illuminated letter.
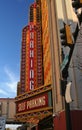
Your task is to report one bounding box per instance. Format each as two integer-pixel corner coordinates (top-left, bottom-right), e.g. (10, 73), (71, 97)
(30, 80), (34, 90)
(30, 50), (34, 57)
(30, 70), (34, 78)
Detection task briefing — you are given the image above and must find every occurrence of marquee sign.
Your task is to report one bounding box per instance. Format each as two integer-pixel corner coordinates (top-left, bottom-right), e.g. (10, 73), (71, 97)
(16, 92), (52, 114)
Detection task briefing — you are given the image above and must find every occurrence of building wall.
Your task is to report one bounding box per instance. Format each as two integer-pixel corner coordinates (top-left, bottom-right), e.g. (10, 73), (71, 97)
(41, 0), (52, 85)
(49, 0), (82, 130)
(0, 98), (15, 122)
(47, 0), (63, 113)
(54, 0), (82, 110)
(70, 110), (82, 130)
(45, 0), (82, 130)
(69, 24), (82, 110)
(53, 111), (66, 130)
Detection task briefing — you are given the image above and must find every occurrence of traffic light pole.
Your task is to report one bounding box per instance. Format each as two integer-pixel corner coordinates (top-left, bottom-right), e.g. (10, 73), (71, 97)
(62, 44), (75, 130)
(61, 1), (78, 129)
(65, 100), (72, 130)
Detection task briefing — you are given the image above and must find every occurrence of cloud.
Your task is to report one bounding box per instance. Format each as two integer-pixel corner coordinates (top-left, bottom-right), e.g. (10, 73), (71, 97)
(4, 66), (19, 91)
(0, 89), (8, 96)
(0, 66), (19, 98)
(4, 66), (17, 82)
(5, 81), (17, 93)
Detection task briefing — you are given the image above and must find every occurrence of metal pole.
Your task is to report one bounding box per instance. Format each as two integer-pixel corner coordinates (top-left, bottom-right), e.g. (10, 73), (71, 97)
(61, 0), (73, 129)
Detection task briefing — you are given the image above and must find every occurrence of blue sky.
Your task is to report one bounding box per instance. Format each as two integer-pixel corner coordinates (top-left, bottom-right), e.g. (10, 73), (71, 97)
(0, 0), (34, 98)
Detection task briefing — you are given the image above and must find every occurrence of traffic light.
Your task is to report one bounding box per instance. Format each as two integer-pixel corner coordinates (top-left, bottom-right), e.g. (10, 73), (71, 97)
(60, 26), (66, 46)
(65, 25), (73, 45)
(72, 0), (82, 9)
(60, 24), (73, 46)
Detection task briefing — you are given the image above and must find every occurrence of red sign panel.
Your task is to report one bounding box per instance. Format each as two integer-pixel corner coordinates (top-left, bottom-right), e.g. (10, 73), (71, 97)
(16, 93), (48, 113)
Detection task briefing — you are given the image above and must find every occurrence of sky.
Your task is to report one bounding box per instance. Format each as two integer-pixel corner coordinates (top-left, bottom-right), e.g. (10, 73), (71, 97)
(0, 0), (34, 98)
